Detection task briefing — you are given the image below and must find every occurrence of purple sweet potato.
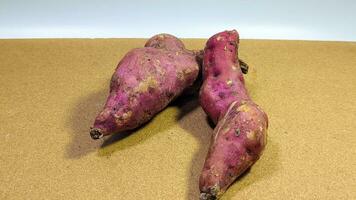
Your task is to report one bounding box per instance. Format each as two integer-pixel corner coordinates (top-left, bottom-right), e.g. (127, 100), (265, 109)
(144, 33), (186, 51)
(90, 34), (200, 139)
(199, 30), (268, 199)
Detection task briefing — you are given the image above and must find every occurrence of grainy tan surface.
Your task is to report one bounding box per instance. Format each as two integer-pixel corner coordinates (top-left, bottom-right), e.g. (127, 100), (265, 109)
(0, 39), (355, 200)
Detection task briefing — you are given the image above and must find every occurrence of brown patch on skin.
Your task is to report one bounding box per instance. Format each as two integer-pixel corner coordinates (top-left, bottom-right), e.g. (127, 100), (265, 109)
(246, 131), (256, 141)
(114, 110), (133, 125)
(154, 62), (165, 76)
(177, 71), (185, 81)
(134, 76), (158, 93)
(96, 110), (110, 122)
(220, 127), (230, 135)
(154, 59), (161, 65)
(183, 68), (192, 75)
(122, 111), (132, 119)
(209, 165), (219, 178)
(236, 104), (250, 113)
(240, 100), (247, 105)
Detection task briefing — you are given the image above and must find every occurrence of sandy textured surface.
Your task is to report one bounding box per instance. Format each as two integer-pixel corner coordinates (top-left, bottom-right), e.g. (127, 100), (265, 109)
(0, 38), (355, 200)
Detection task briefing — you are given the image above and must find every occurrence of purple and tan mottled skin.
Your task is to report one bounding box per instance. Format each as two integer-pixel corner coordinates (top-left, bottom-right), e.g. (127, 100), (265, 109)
(145, 34), (205, 96)
(90, 34), (200, 139)
(144, 33), (186, 51)
(199, 30), (268, 200)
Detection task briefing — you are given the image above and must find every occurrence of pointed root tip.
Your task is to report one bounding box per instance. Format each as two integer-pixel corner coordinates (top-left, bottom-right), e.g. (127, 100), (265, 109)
(239, 59), (249, 74)
(200, 192), (217, 200)
(90, 128), (104, 140)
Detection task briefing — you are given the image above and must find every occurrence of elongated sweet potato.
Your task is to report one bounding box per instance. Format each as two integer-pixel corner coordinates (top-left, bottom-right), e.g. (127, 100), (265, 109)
(90, 34), (200, 139)
(199, 30), (268, 199)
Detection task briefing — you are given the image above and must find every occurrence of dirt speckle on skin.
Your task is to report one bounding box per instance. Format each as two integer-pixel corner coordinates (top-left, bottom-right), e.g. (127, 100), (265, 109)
(235, 129), (240, 137)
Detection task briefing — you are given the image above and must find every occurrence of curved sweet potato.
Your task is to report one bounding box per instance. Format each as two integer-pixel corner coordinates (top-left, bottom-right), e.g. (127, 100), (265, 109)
(199, 30), (268, 199)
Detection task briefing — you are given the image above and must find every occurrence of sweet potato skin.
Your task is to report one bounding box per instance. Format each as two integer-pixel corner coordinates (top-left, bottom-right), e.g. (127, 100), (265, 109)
(146, 34), (204, 97)
(200, 101), (268, 199)
(199, 30), (268, 199)
(199, 31), (250, 124)
(144, 33), (186, 51)
(90, 34), (199, 139)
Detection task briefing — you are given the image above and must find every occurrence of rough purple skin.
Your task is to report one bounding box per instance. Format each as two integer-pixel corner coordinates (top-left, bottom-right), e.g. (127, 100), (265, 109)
(144, 33), (186, 51)
(199, 30), (250, 124)
(199, 101), (268, 200)
(199, 30), (268, 199)
(90, 34), (200, 139)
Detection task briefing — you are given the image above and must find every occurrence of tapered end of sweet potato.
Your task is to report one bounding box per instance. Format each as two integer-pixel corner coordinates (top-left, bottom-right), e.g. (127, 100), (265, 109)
(90, 128), (104, 140)
(200, 192), (218, 200)
(200, 183), (222, 200)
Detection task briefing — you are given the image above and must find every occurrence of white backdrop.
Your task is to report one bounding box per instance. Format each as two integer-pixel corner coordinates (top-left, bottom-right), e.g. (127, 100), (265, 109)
(0, 0), (356, 41)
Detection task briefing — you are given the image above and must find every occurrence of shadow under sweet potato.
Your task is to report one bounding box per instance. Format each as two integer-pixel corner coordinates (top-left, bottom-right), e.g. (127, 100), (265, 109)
(97, 110), (174, 157)
(176, 100), (212, 200)
(65, 89), (107, 159)
(221, 139), (280, 200)
(97, 94), (200, 157)
(65, 85), (202, 159)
